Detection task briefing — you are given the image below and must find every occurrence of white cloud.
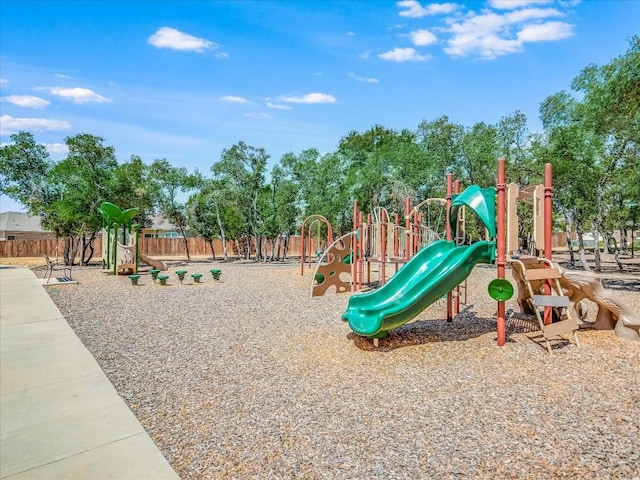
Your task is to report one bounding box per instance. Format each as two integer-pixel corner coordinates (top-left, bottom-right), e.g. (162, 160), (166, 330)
(378, 47), (431, 62)
(347, 31), (356, 36)
(409, 29), (438, 46)
(504, 7), (563, 23)
(517, 21), (574, 41)
(347, 73), (379, 83)
(0, 115), (70, 134)
(243, 112), (273, 119)
(221, 95), (250, 104)
(0, 78), (8, 86)
(266, 102), (292, 110)
(214, 52), (229, 59)
(148, 27), (216, 52)
(397, 1), (459, 18)
(392, 0), (576, 60)
(279, 93), (337, 104)
(443, 7), (573, 58)
(44, 87), (111, 104)
(489, 0), (553, 9)
(3, 95), (50, 108)
(54, 73), (72, 79)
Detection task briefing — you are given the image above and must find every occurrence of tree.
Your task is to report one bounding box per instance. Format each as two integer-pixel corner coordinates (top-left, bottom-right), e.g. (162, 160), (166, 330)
(416, 115), (464, 197)
(148, 159), (197, 261)
(211, 141), (268, 260)
(572, 35), (640, 260)
(0, 131), (52, 213)
(537, 37), (640, 271)
(49, 134), (120, 264)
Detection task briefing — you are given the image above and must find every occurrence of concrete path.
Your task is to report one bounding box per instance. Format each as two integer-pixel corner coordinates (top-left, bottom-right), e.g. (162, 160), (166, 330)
(0, 266), (179, 479)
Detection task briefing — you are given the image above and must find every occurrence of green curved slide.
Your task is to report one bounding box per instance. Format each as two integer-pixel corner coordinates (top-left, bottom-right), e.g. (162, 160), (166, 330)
(342, 239), (495, 338)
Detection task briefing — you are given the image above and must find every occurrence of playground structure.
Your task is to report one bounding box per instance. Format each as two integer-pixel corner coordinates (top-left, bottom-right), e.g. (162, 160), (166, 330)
(505, 166), (640, 342)
(307, 196), (448, 297)
(342, 182), (497, 344)
(98, 202), (167, 275)
(336, 158), (639, 351)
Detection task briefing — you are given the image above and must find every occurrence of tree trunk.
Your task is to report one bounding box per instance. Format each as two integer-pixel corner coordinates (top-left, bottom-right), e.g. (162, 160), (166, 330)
(214, 202), (229, 261)
(177, 224), (191, 261)
(565, 217), (575, 266)
(608, 237), (624, 271)
(593, 230), (602, 272)
(81, 231), (98, 265)
(620, 228), (628, 254)
(575, 221), (591, 271)
(64, 237), (71, 265)
(208, 239), (216, 261)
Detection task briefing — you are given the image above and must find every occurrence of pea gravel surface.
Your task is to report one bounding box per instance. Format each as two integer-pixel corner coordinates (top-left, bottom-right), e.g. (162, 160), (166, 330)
(46, 260), (640, 480)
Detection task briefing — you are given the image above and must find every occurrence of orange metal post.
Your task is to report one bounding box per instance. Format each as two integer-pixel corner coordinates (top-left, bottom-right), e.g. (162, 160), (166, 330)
(300, 223), (305, 276)
(405, 197), (411, 261)
(381, 209), (387, 285)
(496, 159), (507, 346)
(394, 213), (399, 257)
(367, 213), (372, 285)
(307, 224), (313, 270)
(358, 211), (364, 291)
(454, 180), (461, 314)
(446, 173), (453, 322)
(352, 200), (359, 292)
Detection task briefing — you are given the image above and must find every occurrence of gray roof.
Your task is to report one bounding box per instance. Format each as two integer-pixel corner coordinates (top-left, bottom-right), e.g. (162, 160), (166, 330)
(0, 212), (47, 233)
(0, 212), (177, 233)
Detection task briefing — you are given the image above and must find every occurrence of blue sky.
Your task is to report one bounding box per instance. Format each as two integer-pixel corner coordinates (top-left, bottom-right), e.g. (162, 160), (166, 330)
(1, 0), (639, 212)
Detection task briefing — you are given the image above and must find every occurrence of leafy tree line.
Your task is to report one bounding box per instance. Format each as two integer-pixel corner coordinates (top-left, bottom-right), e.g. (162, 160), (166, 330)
(1, 37), (638, 271)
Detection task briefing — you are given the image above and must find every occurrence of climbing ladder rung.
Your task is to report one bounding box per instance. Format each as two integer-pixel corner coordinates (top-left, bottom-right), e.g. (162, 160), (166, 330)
(532, 295), (571, 308)
(525, 268), (562, 280)
(542, 318), (579, 338)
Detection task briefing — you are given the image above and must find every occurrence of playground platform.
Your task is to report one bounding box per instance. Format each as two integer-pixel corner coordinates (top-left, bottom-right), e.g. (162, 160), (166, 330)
(0, 266), (178, 479)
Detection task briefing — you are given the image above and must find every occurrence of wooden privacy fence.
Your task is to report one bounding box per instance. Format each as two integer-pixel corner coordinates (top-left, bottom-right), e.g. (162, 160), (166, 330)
(0, 234), (571, 259)
(0, 236), (309, 259)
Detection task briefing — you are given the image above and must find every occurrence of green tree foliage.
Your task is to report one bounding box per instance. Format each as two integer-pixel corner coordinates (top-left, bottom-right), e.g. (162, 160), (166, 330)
(536, 36), (639, 269)
(148, 159), (197, 261)
(212, 141), (269, 260)
(0, 131), (52, 212)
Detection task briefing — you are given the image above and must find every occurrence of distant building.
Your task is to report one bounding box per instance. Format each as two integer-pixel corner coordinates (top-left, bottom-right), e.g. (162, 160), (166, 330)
(0, 211), (183, 240)
(0, 212), (53, 240)
(141, 216), (184, 238)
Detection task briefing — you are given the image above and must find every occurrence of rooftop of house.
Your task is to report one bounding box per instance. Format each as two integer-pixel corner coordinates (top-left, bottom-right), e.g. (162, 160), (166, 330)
(0, 212), (177, 233)
(0, 212), (45, 233)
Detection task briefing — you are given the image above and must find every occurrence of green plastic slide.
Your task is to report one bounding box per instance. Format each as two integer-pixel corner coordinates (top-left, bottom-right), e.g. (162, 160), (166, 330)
(342, 239), (495, 338)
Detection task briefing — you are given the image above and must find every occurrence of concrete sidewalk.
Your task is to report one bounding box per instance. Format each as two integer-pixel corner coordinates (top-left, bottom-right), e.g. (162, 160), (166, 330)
(0, 266), (178, 479)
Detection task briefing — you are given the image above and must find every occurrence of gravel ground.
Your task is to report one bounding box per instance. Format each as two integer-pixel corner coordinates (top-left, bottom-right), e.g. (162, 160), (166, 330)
(41, 258), (640, 480)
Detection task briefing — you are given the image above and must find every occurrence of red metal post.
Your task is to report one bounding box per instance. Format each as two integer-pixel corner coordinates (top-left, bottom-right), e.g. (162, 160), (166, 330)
(454, 180), (461, 314)
(405, 197), (411, 261)
(446, 173), (453, 322)
(381, 209), (387, 285)
(367, 213), (372, 285)
(496, 158), (507, 346)
(353, 200), (359, 292)
(300, 223), (305, 276)
(358, 211), (364, 291)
